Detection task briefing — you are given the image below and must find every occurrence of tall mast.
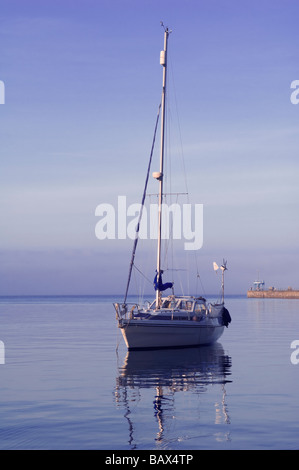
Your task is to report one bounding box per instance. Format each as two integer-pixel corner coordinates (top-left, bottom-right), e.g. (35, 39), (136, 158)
(156, 25), (170, 308)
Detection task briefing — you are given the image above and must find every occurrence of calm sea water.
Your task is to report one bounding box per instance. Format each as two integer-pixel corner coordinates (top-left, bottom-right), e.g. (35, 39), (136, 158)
(0, 294), (298, 450)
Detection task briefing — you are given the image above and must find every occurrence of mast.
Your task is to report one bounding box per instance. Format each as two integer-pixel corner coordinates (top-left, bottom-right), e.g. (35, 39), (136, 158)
(156, 24), (170, 308)
(220, 260), (228, 304)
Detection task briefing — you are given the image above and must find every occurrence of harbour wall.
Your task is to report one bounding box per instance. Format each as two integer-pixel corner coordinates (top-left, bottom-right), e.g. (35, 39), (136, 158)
(247, 290), (299, 299)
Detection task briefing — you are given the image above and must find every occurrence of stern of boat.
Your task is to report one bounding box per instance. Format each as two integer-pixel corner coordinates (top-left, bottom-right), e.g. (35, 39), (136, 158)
(209, 303), (231, 328)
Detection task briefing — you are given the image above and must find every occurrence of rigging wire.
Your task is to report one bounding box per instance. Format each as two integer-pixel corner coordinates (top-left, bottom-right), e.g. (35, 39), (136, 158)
(168, 49), (203, 295)
(133, 264), (153, 287)
(123, 102), (161, 304)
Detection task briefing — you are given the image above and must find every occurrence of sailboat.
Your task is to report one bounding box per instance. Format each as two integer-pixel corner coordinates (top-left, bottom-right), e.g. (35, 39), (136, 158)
(113, 25), (231, 350)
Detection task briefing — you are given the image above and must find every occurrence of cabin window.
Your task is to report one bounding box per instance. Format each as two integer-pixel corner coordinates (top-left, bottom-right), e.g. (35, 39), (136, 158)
(195, 302), (205, 313)
(180, 301), (193, 311)
(161, 299), (177, 309)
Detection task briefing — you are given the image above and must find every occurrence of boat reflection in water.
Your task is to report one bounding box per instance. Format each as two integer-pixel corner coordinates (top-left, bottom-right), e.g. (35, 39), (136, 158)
(114, 344), (232, 448)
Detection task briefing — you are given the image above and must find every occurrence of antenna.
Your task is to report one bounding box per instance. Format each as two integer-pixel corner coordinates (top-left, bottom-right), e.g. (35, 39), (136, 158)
(220, 259), (227, 304)
(221, 259), (228, 272)
(213, 259), (228, 303)
(160, 21), (172, 34)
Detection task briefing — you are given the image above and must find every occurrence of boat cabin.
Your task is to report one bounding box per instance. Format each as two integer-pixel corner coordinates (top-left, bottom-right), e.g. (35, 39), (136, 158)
(148, 295), (207, 312)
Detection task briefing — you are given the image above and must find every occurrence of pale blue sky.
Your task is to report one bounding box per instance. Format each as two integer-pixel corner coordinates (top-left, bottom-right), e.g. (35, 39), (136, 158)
(1, 0), (299, 295)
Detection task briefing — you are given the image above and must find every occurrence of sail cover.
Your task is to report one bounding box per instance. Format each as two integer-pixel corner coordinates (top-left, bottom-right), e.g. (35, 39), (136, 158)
(154, 270), (173, 292)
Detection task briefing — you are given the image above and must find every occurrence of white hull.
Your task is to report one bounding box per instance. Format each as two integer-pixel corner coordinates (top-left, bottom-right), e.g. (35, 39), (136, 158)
(120, 319), (224, 350)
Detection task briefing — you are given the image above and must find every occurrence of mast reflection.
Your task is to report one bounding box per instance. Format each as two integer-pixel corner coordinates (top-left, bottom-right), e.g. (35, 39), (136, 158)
(114, 344), (232, 448)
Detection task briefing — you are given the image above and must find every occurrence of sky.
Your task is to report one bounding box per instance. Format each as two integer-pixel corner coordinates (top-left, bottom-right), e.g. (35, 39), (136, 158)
(1, 0), (299, 296)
